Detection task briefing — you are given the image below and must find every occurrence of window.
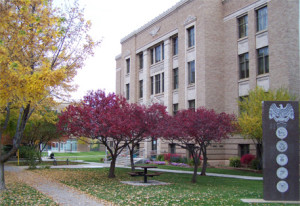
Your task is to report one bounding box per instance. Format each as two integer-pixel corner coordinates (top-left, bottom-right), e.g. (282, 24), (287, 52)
(239, 53), (249, 79)
(188, 60), (195, 84)
(239, 144), (249, 157)
(257, 6), (268, 32)
(139, 52), (143, 69)
(155, 45), (161, 62)
(126, 83), (130, 100)
(169, 143), (176, 154)
(151, 76), (154, 95)
(162, 73), (164, 93)
(151, 43), (164, 64)
(173, 36), (178, 55)
(151, 139), (157, 151)
(173, 68), (178, 89)
(126, 58), (130, 74)
(238, 15), (248, 38)
(152, 73), (164, 94)
(187, 26), (195, 47)
(188, 100), (195, 110)
(257, 47), (269, 75)
(173, 104), (178, 115)
(155, 74), (161, 94)
(139, 80), (143, 98)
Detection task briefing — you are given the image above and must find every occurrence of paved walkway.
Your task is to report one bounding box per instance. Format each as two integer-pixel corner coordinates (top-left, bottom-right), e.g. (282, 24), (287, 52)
(46, 162), (263, 181)
(4, 165), (111, 206)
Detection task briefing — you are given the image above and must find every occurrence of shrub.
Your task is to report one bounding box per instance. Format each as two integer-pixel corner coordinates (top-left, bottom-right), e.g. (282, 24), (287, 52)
(250, 158), (262, 170)
(180, 157), (188, 164)
(164, 153), (181, 162)
(170, 155), (181, 163)
(229, 156), (241, 167)
(241, 154), (255, 165)
(20, 146), (41, 169)
(157, 154), (164, 161)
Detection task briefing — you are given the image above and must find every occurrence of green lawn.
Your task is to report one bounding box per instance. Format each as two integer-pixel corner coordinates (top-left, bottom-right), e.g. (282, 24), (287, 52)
(33, 168), (292, 206)
(7, 160), (85, 166)
(42, 151), (106, 157)
(42, 151), (106, 163)
(148, 164), (263, 177)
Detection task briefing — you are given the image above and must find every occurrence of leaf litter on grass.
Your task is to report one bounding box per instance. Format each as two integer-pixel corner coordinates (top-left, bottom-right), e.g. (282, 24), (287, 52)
(0, 172), (58, 206)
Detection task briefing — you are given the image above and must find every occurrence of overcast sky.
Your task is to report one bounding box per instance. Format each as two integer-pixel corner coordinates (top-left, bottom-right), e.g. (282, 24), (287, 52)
(69, 0), (180, 100)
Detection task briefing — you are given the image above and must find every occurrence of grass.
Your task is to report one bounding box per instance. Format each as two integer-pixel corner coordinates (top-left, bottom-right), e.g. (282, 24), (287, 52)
(32, 168), (292, 206)
(42, 151), (106, 163)
(163, 165), (262, 177)
(7, 160), (85, 166)
(0, 172), (58, 205)
(42, 151), (106, 157)
(135, 164), (263, 177)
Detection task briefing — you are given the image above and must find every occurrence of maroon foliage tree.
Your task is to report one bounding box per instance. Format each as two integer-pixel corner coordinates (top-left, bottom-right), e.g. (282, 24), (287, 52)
(126, 103), (167, 171)
(162, 108), (237, 183)
(58, 90), (134, 178)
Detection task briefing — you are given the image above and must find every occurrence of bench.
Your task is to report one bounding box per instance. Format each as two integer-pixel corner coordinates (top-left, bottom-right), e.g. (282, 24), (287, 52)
(145, 172), (163, 177)
(127, 171), (145, 176)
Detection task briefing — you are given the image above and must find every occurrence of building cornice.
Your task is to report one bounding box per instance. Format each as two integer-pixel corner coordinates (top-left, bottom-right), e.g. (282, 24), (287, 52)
(120, 0), (192, 44)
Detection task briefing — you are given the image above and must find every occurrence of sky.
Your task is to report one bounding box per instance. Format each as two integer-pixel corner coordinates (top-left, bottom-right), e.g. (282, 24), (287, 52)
(69, 0), (181, 100)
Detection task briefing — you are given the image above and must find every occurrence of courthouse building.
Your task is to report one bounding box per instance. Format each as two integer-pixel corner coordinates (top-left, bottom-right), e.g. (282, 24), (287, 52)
(115, 0), (299, 164)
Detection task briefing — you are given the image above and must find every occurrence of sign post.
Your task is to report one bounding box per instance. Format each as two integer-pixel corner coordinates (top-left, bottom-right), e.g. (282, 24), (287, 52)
(262, 101), (299, 201)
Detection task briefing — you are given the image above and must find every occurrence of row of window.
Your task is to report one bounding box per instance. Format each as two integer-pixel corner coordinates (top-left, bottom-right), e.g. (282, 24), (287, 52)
(238, 6), (267, 38)
(239, 46), (269, 79)
(173, 100), (195, 115)
(126, 25), (195, 73)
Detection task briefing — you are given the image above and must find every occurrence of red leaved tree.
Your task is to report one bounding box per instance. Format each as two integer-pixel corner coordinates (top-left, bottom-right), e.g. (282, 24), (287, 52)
(125, 103), (167, 171)
(162, 108), (237, 183)
(58, 90), (134, 178)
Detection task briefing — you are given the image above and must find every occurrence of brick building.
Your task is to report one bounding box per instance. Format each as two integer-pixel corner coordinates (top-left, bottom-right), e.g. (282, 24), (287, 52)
(115, 0), (299, 165)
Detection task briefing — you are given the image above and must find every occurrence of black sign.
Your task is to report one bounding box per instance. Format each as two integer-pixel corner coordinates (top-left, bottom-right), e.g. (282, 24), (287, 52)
(262, 101), (299, 201)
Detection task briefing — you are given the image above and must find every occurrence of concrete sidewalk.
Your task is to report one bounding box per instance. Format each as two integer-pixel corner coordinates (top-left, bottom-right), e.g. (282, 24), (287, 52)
(48, 162), (263, 181)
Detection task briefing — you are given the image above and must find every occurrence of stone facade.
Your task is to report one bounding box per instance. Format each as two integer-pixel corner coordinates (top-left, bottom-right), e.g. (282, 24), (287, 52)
(115, 0), (299, 164)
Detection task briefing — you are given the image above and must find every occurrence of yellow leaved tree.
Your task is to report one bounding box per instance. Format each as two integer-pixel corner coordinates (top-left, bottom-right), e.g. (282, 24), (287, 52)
(238, 86), (298, 168)
(0, 0), (99, 190)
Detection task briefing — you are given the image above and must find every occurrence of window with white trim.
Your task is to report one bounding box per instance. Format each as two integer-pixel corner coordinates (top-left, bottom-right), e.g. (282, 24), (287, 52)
(187, 26), (195, 47)
(257, 6), (268, 32)
(150, 43), (164, 64)
(188, 60), (195, 84)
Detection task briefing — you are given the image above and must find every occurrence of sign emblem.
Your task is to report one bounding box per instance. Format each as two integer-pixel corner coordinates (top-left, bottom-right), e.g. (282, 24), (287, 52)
(276, 154), (288, 166)
(277, 181), (289, 193)
(269, 103), (294, 126)
(276, 167), (288, 179)
(276, 127), (288, 139)
(276, 140), (288, 153)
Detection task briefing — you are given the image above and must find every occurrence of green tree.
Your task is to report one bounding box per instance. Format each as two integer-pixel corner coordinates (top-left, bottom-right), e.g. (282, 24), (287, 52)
(238, 87), (298, 167)
(23, 109), (60, 158)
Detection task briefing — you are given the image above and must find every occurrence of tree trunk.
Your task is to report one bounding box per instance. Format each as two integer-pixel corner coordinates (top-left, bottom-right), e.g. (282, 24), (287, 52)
(191, 157), (199, 183)
(0, 161), (6, 191)
(108, 156), (116, 178)
(201, 147), (208, 176)
(129, 149), (135, 171)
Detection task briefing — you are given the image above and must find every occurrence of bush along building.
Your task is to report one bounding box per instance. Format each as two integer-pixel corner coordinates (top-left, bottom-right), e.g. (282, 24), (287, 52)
(115, 0), (299, 166)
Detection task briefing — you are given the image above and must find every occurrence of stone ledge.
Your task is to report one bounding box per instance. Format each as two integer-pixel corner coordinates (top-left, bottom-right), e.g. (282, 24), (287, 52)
(241, 199), (300, 204)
